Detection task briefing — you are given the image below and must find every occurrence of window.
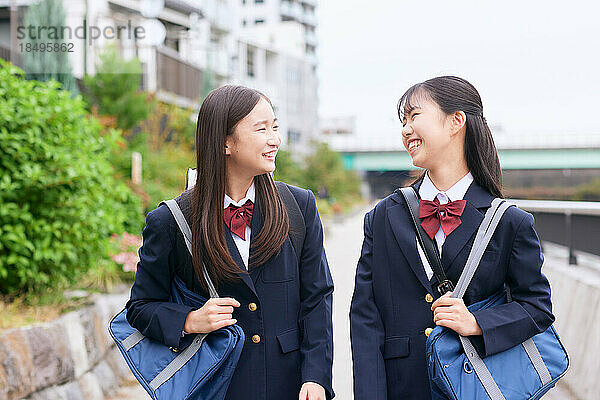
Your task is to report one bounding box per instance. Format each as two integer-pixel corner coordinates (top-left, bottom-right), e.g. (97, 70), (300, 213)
(255, 0), (264, 3)
(288, 130), (301, 144)
(247, 47), (255, 78)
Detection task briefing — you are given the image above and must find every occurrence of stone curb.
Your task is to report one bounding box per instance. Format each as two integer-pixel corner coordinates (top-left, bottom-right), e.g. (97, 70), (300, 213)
(0, 293), (132, 400)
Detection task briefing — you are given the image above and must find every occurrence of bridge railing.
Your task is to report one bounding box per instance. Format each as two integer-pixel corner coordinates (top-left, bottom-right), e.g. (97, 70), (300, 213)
(508, 199), (600, 264)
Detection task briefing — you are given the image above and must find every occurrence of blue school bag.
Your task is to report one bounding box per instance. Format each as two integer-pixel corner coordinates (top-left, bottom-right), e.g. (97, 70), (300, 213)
(109, 199), (245, 400)
(421, 197), (569, 400)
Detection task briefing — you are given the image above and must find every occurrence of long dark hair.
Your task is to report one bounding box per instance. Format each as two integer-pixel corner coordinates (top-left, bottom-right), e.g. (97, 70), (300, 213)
(397, 76), (503, 198)
(191, 85), (289, 291)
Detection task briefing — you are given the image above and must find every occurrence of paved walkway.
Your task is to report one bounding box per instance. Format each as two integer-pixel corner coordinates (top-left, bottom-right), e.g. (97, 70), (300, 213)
(108, 207), (577, 399)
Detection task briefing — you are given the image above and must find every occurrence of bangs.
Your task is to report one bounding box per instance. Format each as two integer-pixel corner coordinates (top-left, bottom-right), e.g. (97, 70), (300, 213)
(397, 84), (430, 122)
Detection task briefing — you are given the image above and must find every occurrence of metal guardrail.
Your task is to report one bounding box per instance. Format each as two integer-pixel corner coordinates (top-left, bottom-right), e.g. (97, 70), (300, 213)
(508, 199), (600, 264)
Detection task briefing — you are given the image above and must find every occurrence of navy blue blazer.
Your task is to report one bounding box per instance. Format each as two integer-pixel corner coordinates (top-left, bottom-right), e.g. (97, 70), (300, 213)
(126, 183), (334, 399)
(349, 179), (554, 400)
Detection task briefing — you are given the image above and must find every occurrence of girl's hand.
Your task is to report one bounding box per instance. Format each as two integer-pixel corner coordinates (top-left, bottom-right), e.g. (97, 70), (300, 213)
(184, 297), (240, 334)
(299, 382), (326, 400)
(431, 292), (482, 336)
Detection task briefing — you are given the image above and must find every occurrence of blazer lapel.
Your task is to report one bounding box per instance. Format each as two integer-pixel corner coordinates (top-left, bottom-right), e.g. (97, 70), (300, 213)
(387, 190), (434, 294)
(224, 224), (258, 296)
(441, 181), (494, 271)
(247, 193), (264, 272)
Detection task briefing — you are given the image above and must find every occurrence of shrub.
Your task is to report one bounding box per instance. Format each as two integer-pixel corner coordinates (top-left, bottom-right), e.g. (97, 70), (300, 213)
(109, 138), (195, 214)
(140, 100), (196, 151)
(82, 46), (154, 132)
(0, 60), (143, 294)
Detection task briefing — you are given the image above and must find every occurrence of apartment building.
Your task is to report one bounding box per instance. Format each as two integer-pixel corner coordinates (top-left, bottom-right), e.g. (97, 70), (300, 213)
(0, 0), (320, 150)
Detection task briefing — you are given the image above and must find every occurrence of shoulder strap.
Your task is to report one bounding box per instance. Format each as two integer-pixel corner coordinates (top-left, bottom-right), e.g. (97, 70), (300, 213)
(160, 199), (219, 298)
(452, 198), (513, 299)
(454, 200), (550, 400)
(275, 181), (306, 264)
(398, 187), (453, 295)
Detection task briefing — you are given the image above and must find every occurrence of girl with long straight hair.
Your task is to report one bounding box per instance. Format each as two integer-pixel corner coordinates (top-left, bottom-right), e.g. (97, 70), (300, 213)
(127, 85), (334, 400)
(350, 76), (554, 399)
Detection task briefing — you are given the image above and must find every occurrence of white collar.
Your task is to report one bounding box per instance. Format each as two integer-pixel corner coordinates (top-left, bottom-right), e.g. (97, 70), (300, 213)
(419, 171), (474, 202)
(224, 182), (256, 209)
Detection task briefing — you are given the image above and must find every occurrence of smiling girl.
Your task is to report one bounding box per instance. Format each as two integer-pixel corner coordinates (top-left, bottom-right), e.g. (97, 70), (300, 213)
(349, 76), (554, 399)
(126, 85), (334, 400)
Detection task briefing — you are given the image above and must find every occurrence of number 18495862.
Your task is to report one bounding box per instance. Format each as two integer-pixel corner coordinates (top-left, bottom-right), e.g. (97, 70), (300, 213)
(19, 42), (74, 53)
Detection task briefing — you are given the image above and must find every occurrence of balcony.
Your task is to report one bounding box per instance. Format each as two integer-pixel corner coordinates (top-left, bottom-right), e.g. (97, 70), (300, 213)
(280, 1), (303, 21)
(0, 44), (22, 68)
(302, 11), (317, 27)
(156, 47), (202, 105)
(202, 0), (233, 32)
(209, 47), (230, 78)
(305, 30), (318, 47)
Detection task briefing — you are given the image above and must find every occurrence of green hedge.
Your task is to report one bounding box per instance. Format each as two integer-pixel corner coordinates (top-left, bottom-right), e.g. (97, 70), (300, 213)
(0, 60), (143, 294)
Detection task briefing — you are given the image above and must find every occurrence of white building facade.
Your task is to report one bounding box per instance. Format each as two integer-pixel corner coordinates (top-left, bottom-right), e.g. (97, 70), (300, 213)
(1, 0), (320, 151)
(234, 0), (320, 153)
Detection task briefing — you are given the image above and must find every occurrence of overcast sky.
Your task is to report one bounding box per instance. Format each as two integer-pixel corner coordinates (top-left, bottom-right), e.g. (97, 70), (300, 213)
(317, 0), (600, 138)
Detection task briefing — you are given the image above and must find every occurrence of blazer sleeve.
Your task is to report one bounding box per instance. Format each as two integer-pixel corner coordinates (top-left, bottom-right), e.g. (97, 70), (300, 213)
(349, 210), (387, 400)
(125, 207), (196, 349)
(297, 189), (335, 399)
(472, 212), (555, 357)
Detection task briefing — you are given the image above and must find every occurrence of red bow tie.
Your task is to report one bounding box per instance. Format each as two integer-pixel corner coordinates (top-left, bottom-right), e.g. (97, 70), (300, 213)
(224, 200), (254, 240)
(418, 198), (467, 239)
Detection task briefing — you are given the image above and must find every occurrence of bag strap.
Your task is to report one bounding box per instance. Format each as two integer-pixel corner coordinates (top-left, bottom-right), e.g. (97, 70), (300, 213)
(398, 187), (454, 295)
(452, 198), (511, 299)
(275, 181), (306, 264)
(453, 199), (511, 400)
(453, 199), (552, 399)
(160, 199), (219, 298)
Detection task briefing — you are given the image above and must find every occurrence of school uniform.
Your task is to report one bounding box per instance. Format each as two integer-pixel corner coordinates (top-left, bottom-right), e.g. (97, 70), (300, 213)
(126, 182), (335, 400)
(350, 173), (554, 400)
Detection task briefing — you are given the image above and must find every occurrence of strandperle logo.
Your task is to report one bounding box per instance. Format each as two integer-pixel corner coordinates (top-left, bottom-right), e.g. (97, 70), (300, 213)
(17, 20), (146, 46)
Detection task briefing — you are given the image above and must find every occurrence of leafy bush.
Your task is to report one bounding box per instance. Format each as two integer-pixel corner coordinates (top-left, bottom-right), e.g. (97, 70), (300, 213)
(140, 100), (196, 151)
(109, 138), (195, 214)
(82, 46), (154, 131)
(105, 99), (197, 214)
(0, 60), (143, 294)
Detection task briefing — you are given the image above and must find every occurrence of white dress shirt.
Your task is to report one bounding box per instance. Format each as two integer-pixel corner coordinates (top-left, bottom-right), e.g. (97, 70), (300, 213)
(416, 171), (474, 279)
(224, 182), (255, 269)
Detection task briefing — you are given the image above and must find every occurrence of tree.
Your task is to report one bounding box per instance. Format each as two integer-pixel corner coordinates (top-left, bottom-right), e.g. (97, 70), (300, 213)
(274, 149), (305, 187)
(22, 0), (78, 93)
(303, 142), (361, 201)
(82, 46), (154, 132)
